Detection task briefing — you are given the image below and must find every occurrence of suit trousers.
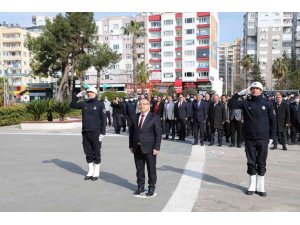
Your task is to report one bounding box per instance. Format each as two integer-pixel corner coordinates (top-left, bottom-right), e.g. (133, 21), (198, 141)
(245, 139), (268, 176)
(210, 128), (223, 145)
(273, 128), (287, 147)
(134, 145), (157, 189)
(291, 122), (300, 142)
(113, 114), (122, 133)
(223, 122), (230, 141)
(193, 120), (205, 143)
(230, 118), (242, 146)
(177, 119), (187, 140)
(165, 119), (175, 138)
(106, 111), (111, 126)
(82, 131), (102, 164)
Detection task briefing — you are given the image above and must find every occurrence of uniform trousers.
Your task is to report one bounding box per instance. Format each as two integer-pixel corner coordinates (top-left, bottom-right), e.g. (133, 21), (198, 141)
(82, 131), (102, 164)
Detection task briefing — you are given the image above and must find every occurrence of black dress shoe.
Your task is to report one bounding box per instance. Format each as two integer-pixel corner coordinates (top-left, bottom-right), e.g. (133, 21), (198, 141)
(229, 144), (235, 147)
(256, 191), (267, 197)
(270, 146), (277, 150)
(289, 142), (296, 145)
(200, 142), (204, 146)
(91, 177), (98, 181)
(84, 176), (92, 180)
(133, 187), (145, 195)
(237, 144), (242, 148)
(208, 143), (214, 146)
(146, 189), (155, 197)
(192, 141), (198, 145)
(283, 147), (287, 151)
(218, 144), (222, 147)
(245, 190), (254, 195)
(171, 137), (175, 140)
(163, 137), (169, 140)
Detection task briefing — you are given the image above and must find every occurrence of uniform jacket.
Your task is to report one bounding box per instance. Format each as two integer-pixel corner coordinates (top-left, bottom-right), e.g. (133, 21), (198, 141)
(70, 95), (106, 134)
(228, 93), (276, 140)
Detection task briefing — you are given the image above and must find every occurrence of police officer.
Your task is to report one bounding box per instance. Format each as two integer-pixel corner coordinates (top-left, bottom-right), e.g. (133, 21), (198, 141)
(70, 87), (106, 181)
(228, 82), (276, 197)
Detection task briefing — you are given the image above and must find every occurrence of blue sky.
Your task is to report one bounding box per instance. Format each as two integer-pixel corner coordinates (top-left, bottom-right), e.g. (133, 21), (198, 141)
(0, 12), (244, 43)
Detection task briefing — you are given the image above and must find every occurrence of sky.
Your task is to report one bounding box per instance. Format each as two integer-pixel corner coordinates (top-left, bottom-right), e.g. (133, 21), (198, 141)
(0, 12), (244, 43)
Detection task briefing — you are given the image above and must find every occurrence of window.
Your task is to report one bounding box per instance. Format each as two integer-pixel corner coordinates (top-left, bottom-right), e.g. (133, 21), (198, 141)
(112, 35), (119, 40)
(185, 39), (194, 46)
(199, 71), (209, 77)
(151, 53), (161, 58)
(185, 18), (195, 23)
(198, 62), (208, 68)
(150, 32), (161, 38)
(104, 36), (109, 41)
(260, 35), (268, 40)
(197, 49), (209, 58)
(113, 44), (119, 50)
(164, 73), (173, 78)
(272, 27), (281, 32)
(163, 20), (173, 25)
(151, 42), (161, 48)
(272, 49), (281, 54)
(126, 44), (132, 49)
(272, 35), (280, 41)
(151, 21), (161, 27)
(126, 54), (132, 59)
(164, 62), (173, 67)
(184, 61), (195, 67)
(199, 39), (209, 46)
(164, 41), (173, 47)
(184, 50), (195, 56)
(164, 51), (173, 57)
(198, 17), (208, 24)
(259, 50), (268, 54)
(112, 64), (120, 70)
(163, 30), (173, 36)
(184, 72), (194, 77)
(105, 75), (109, 80)
(185, 29), (194, 35)
(126, 64), (132, 70)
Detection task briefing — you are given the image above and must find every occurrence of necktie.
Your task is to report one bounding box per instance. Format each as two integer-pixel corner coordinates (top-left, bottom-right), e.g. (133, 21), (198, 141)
(198, 101), (200, 108)
(138, 114), (145, 129)
(179, 101), (182, 107)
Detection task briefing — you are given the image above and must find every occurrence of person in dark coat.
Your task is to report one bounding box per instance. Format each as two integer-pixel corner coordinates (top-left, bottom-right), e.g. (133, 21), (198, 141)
(129, 98), (162, 197)
(221, 95), (231, 143)
(70, 87), (106, 181)
(229, 103), (243, 148)
(270, 93), (290, 150)
(111, 97), (123, 134)
(208, 95), (226, 146)
(228, 82), (276, 197)
(289, 95), (300, 145)
(191, 94), (207, 146)
(126, 96), (137, 132)
(174, 94), (188, 141)
(151, 95), (165, 134)
(204, 93), (212, 142)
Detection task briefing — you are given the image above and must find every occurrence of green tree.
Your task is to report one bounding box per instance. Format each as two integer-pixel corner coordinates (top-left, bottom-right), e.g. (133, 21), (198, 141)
(136, 61), (151, 94)
(288, 68), (300, 89)
(250, 60), (266, 86)
(241, 54), (253, 87)
(272, 58), (289, 89)
(91, 43), (121, 93)
(26, 12), (97, 101)
(0, 77), (5, 106)
(74, 53), (92, 91)
(121, 20), (147, 94)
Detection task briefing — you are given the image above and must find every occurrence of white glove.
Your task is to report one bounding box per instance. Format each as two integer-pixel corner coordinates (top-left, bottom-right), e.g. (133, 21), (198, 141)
(76, 91), (86, 97)
(268, 139), (273, 148)
(99, 134), (104, 142)
(238, 88), (250, 96)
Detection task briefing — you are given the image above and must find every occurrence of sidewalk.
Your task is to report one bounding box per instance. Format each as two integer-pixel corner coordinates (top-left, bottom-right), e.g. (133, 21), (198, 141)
(193, 142), (300, 212)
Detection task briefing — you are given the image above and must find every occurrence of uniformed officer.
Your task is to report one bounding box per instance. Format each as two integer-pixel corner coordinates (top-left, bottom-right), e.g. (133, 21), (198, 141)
(70, 87), (106, 181)
(228, 82), (276, 197)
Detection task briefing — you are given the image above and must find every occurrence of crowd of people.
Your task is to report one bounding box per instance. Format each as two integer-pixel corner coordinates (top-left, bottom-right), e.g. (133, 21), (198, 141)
(102, 89), (300, 150)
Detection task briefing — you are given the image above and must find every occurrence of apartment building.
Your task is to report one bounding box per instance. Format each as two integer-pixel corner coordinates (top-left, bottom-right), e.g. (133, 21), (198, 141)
(0, 25), (53, 101)
(147, 12), (222, 95)
(219, 38), (242, 95)
(292, 12), (300, 59)
(243, 12), (294, 89)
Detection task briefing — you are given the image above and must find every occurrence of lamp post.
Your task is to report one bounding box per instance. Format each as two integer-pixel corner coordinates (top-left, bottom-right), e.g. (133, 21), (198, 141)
(8, 65), (14, 104)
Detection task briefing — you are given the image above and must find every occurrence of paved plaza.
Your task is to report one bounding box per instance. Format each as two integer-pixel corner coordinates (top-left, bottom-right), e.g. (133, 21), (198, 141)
(0, 125), (299, 212)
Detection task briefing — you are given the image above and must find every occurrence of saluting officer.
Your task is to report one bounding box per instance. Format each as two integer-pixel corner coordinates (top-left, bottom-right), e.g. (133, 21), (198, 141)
(228, 82), (276, 197)
(70, 87), (106, 181)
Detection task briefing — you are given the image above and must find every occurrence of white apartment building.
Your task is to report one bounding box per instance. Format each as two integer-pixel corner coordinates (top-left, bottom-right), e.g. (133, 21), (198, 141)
(147, 12), (222, 95)
(243, 12), (294, 89)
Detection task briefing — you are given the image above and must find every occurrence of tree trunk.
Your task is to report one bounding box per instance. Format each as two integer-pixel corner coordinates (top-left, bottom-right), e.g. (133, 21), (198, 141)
(96, 68), (101, 93)
(80, 71), (85, 92)
(69, 65), (75, 101)
(141, 82), (145, 95)
(56, 66), (70, 102)
(132, 36), (137, 95)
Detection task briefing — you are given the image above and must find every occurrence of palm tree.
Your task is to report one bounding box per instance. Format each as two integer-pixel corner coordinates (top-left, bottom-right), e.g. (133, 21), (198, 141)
(241, 54), (253, 87)
(272, 58), (289, 89)
(136, 61), (151, 94)
(121, 20), (146, 94)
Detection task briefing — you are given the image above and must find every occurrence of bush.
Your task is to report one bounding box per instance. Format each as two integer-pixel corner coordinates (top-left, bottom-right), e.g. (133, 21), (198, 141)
(52, 100), (72, 121)
(100, 91), (127, 101)
(26, 100), (47, 121)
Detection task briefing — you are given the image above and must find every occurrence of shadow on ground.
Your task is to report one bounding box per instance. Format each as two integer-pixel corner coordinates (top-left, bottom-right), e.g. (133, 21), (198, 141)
(42, 159), (136, 191)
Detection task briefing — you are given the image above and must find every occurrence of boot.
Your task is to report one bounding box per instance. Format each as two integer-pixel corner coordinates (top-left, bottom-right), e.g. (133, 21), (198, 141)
(246, 175), (256, 195)
(84, 163), (94, 180)
(256, 175), (267, 197)
(91, 164), (101, 181)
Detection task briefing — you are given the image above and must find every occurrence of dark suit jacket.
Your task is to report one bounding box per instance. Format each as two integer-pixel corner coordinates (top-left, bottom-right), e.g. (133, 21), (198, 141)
(290, 102), (300, 125)
(151, 101), (164, 118)
(274, 101), (290, 131)
(192, 100), (207, 122)
(208, 102), (226, 129)
(129, 111), (162, 154)
(174, 101), (188, 120)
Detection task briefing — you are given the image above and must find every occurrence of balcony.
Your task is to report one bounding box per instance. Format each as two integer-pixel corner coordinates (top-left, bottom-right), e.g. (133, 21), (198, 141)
(149, 59), (161, 63)
(149, 38), (161, 42)
(197, 12), (210, 17)
(149, 48), (161, 53)
(197, 34), (210, 39)
(175, 26), (182, 30)
(197, 24), (210, 28)
(175, 37), (182, 41)
(149, 15), (161, 21)
(149, 28), (161, 32)
(1, 38), (22, 43)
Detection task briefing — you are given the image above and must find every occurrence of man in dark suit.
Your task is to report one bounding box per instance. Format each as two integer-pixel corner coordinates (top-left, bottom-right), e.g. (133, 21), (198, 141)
(174, 94), (188, 141)
(229, 104), (243, 148)
(208, 95), (226, 146)
(271, 93), (290, 150)
(191, 94), (207, 145)
(129, 98), (162, 197)
(290, 94), (300, 145)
